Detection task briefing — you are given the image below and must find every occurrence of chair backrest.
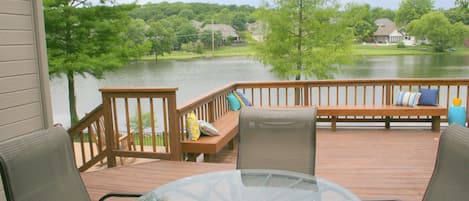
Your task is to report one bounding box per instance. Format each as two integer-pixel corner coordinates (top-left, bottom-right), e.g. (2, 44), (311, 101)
(237, 107), (317, 175)
(0, 128), (91, 201)
(423, 124), (469, 201)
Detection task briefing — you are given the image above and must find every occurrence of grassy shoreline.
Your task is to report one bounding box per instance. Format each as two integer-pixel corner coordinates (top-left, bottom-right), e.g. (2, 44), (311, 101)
(140, 44), (469, 61)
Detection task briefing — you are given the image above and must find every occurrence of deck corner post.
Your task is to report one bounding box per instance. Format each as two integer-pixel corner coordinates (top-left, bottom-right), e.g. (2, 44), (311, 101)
(101, 92), (117, 168)
(168, 92), (182, 161)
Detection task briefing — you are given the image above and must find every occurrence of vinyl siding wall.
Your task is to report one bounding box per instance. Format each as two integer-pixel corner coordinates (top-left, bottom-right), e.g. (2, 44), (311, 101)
(0, 0), (52, 199)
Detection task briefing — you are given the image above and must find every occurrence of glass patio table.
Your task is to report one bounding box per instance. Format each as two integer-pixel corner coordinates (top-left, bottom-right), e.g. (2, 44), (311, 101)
(138, 169), (361, 201)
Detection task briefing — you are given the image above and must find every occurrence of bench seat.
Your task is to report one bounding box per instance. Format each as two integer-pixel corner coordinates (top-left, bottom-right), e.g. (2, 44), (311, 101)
(181, 110), (240, 161)
(317, 105), (447, 132)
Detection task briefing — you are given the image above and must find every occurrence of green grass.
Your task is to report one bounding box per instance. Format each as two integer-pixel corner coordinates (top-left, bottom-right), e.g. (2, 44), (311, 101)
(140, 44), (469, 61)
(141, 45), (255, 61)
(74, 133), (165, 147)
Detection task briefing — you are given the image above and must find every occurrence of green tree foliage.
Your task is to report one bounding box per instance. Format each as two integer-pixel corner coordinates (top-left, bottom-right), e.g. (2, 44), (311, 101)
(176, 24), (199, 49)
(254, 0), (354, 81)
(125, 18), (152, 59)
(396, 0), (434, 26)
(179, 9), (195, 20)
(130, 112), (155, 133)
(146, 21), (176, 61)
(44, 0), (136, 124)
(199, 30), (223, 48)
(342, 3), (377, 42)
(456, 0), (469, 9)
(407, 12), (469, 52)
(445, 8), (469, 24)
(232, 13), (248, 31)
(370, 7), (396, 21)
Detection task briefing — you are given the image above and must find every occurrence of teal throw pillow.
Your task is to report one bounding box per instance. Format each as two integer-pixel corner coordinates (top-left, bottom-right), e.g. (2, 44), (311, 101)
(235, 90), (252, 106)
(418, 88), (438, 106)
(227, 93), (241, 111)
(198, 120), (219, 136)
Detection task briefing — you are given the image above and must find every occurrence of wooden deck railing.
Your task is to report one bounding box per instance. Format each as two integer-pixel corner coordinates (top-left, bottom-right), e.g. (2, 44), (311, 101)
(176, 83), (237, 141)
(71, 79), (469, 171)
(68, 104), (108, 172)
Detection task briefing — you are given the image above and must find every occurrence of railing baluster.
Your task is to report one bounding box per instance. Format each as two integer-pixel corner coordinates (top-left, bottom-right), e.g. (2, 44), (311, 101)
(151, 98), (157, 152)
(137, 98), (144, 152)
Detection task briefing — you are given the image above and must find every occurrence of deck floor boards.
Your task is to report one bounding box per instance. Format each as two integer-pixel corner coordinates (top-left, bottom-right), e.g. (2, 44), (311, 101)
(82, 128), (440, 201)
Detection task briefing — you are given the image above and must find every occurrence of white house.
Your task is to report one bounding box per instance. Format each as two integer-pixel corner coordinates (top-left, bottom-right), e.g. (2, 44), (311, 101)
(373, 18), (415, 45)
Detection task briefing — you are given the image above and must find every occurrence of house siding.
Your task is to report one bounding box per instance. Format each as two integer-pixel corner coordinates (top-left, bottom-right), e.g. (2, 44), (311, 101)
(0, 0), (52, 199)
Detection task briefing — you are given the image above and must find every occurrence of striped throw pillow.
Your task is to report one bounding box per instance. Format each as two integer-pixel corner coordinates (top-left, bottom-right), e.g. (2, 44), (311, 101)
(395, 91), (421, 107)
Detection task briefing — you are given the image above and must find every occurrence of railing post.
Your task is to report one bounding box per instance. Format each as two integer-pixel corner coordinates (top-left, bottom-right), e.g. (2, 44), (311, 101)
(385, 83), (391, 105)
(303, 84), (309, 106)
(167, 91), (182, 161)
(208, 101), (215, 122)
(101, 92), (117, 168)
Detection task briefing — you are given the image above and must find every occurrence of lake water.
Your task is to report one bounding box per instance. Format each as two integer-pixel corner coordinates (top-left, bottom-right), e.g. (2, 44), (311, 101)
(50, 55), (469, 127)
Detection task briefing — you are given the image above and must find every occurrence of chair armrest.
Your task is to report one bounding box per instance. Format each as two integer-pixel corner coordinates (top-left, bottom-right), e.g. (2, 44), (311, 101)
(98, 192), (143, 201)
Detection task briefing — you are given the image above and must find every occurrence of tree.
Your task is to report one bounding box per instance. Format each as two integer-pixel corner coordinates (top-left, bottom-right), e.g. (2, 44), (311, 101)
(456, 0), (469, 9)
(407, 12), (469, 52)
(254, 0), (354, 81)
(44, 0), (136, 124)
(124, 18), (152, 59)
(370, 7), (396, 21)
(231, 13), (248, 31)
(395, 0), (433, 26)
(199, 30), (223, 48)
(445, 8), (469, 25)
(146, 21), (176, 61)
(342, 3), (377, 42)
(176, 24), (199, 49)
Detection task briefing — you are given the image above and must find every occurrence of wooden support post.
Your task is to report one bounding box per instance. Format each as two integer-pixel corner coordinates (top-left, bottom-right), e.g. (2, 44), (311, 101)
(385, 116), (391, 129)
(432, 116), (440, 132)
(228, 138), (235, 150)
(187, 153), (199, 162)
(168, 92), (182, 161)
(204, 154), (214, 162)
(331, 116), (337, 132)
(102, 93), (117, 168)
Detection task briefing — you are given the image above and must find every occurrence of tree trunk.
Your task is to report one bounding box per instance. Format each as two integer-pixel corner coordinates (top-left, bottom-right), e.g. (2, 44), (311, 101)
(67, 72), (79, 125)
(295, 0), (304, 105)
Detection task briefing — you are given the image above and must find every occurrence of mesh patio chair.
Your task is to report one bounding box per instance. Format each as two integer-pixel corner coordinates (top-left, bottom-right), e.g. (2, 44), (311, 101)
(0, 127), (141, 201)
(237, 107), (317, 175)
(367, 124), (469, 201)
(422, 124), (469, 201)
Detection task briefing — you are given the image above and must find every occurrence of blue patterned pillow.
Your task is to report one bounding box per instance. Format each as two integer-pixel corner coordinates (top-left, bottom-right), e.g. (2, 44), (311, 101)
(418, 88), (438, 106)
(198, 120), (219, 136)
(235, 90), (252, 106)
(227, 93), (241, 111)
(395, 91), (421, 107)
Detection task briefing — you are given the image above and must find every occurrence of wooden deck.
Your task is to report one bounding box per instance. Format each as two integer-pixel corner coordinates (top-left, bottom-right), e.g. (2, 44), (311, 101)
(82, 128), (440, 201)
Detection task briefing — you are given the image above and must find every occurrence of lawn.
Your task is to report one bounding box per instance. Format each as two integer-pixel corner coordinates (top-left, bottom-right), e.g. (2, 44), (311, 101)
(141, 45), (255, 61)
(353, 44), (469, 56)
(140, 44), (469, 61)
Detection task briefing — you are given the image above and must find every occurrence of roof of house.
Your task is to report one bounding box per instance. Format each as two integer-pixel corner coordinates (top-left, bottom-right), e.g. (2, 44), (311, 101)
(202, 24), (238, 38)
(373, 18), (398, 36)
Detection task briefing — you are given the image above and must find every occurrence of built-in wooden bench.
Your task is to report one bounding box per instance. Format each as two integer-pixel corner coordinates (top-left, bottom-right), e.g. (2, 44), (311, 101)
(181, 111), (240, 162)
(180, 105), (447, 162)
(317, 105), (447, 132)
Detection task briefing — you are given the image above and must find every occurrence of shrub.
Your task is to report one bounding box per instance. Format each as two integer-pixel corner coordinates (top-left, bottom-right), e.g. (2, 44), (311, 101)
(397, 41), (406, 48)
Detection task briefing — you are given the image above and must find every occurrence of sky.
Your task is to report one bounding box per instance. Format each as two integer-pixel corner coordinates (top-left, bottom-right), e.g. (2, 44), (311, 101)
(113, 0), (454, 10)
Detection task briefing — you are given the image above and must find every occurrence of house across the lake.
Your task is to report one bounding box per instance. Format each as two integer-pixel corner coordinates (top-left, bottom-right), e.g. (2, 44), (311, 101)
(202, 24), (239, 41)
(373, 18), (415, 45)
